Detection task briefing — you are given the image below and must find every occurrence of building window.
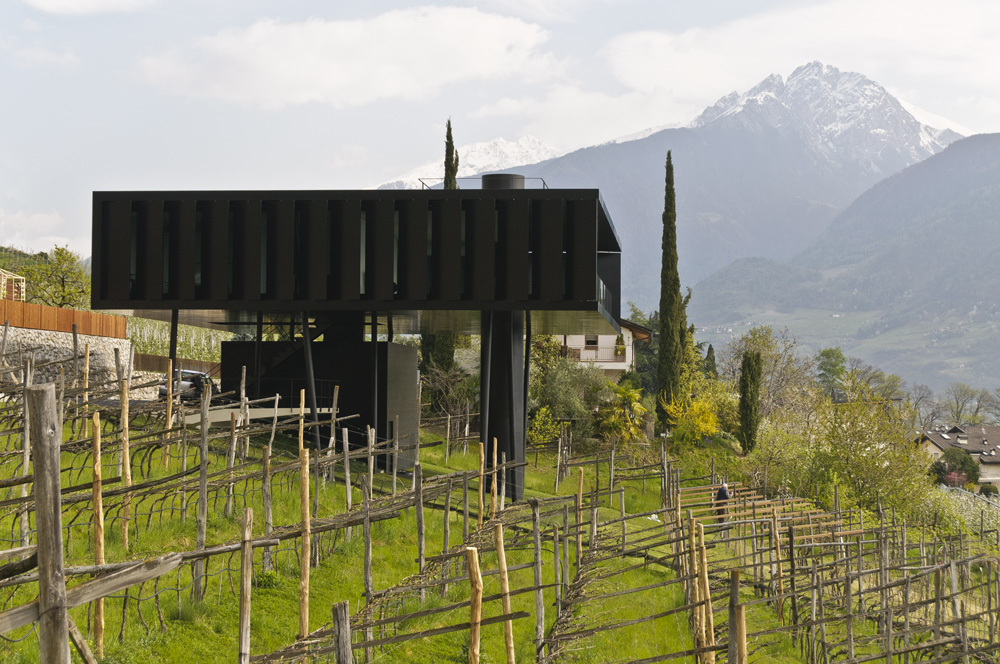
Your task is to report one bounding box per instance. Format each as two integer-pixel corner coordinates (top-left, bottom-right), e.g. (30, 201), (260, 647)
(584, 334), (598, 349)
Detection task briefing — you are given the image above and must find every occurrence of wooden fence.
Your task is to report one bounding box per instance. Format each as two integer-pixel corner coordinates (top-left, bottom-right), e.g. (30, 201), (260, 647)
(0, 300), (126, 339)
(133, 353), (219, 376)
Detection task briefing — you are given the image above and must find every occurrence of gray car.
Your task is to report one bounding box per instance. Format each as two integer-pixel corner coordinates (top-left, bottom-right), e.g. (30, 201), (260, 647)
(159, 369), (218, 400)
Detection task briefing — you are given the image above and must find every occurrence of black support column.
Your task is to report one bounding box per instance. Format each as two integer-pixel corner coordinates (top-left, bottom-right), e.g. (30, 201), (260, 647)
(481, 310), (525, 502)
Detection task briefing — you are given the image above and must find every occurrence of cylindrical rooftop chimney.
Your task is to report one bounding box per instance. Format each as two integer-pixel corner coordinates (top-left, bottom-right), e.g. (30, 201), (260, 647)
(482, 173), (525, 190)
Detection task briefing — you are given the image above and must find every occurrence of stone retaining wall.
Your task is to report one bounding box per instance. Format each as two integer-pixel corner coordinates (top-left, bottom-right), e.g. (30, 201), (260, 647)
(1, 326), (158, 399)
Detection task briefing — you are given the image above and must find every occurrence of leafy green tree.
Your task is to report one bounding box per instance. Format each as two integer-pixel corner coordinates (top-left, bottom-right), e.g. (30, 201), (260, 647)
(597, 382), (647, 453)
(656, 151), (685, 427)
(720, 326), (815, 419)
(22, 245), (90, 309)
(817, 372), (931, 513)
(527, 405), (561, 448)
(420, 332), (456, 373)
(930, 447), (980, 487)
(737, 349), (763, 454)
(942, 382), (991, 425)
(815, 347), (845, 394)
(620, 303), (658, 396)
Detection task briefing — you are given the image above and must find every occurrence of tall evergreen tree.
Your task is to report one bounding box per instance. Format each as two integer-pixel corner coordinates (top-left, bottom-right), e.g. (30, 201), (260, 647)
(737, 349), (763, 454)
(703, 344), (718, 378)
(444, 118), (459, 190)
(423, 119), (460, 376)
(656, 151), (684, 427)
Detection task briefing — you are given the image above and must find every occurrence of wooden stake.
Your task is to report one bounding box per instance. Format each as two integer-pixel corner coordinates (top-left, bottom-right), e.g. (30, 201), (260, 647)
(226, 411), (238, 517)
(299, 447), (311, 638)
(415, 463), (425, 601)
(92, 412), (105, 659)
(238, 508), (253, 664)
(466, 547), (483, 664)
(262, 447), (273, 572)
(164, 358), (173, 471)
(494, 524), (516, 664)
(490, 438), (498, 520)
(343, 427), (352, 542)
(193, 387), (210, 602)
(332, 601), (353, 664)
(119, 379), (132, 552)
(366, 425), (374, 498)
(698, 522), (715, 664)
(28, 383), (70, 664)
(531, 499), (544, 661)
(478, 442), (485, 529)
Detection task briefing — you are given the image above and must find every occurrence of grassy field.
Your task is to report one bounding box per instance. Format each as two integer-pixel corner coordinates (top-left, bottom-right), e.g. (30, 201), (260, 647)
(0, 417), (809, 664)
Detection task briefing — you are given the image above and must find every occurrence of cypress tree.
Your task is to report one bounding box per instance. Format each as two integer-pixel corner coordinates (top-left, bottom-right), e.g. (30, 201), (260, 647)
(423, 119), (460, 378)
(703, 344), (717, 378)
(656, 151), (683, 426)
(444, 118), (459, 190)
(737, 349), (763, 454)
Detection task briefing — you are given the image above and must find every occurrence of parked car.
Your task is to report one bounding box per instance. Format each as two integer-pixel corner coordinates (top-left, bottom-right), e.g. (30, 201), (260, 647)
(159, 369), (218, 400)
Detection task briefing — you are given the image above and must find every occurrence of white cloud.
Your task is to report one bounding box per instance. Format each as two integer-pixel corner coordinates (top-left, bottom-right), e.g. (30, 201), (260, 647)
(480, 0), (626, 23)
(139, 8), (560, 110)
(14, 46), (77, 67)
(20, 0), (155, 14)
(598, 0), (1000, 133)
(473, 85), (691, 151)
(0, 209), (72, 253)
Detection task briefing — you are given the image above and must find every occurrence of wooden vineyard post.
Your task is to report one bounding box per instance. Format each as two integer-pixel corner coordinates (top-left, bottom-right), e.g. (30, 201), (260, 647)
(226, 411), (238, 518)
(500, 452), (507, 512)
(92, 412), (105, 659)
(366, 425), (374, 499)
(697, 522), (715, 664)
(531, 499), (545, 661)
(415, 463), (425, 601)
(562, 505), (571, 591)
(343, 428), (352, 542)
(728, 570), (739, 664)
(620, 485), (626, 556)
(490, 438), (498, 520)
(576, 468), (584, 569)
(82, 343), (90, 440)
(194, 387), (210, 602)
(362, 476), (373, 663)
(163, 358), (173, 471)
(238, 508), (253, 664)
(299, 447), (311, 638)
(392, 415), (399, 496)
(735, 605), (747, 664)
(120, 379), (132, 552)
(445, 413), (451, 467)
(443, 479), (452, 596)
(478, 442), (485, 528)
(466, 547), (483, 664)
(553, 527), (562, 614)
(463, 472), (470, 541)
(332, 601), (353, 664)
(28, 383), (70, 664)
(262, 447), (274, 572)
(494, 524), (516, 664)
(554, 431), (562, 493)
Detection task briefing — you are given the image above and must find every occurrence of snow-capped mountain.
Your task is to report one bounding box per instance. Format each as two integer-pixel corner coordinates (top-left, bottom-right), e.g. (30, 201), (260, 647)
(379, 136), (563, 190)
(507, 62), (966, 304)
(691, 62), (964, 178)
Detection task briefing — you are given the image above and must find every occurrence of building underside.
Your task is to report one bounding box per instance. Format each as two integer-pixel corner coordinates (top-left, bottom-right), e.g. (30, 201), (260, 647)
(92, 180), (622, 500)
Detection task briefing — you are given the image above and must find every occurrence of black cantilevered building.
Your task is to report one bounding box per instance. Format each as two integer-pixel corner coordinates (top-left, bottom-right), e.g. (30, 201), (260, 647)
(91, 175), (622, 500)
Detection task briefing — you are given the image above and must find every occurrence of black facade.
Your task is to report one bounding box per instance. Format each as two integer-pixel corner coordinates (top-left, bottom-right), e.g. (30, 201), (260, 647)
(92, 187), (623, 500)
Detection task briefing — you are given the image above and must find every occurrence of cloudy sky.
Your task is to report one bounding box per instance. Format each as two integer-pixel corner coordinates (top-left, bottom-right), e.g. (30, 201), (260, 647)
(2, 0), (999, 256)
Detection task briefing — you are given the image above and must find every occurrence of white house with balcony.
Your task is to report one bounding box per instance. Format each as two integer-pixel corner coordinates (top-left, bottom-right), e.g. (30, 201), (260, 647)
(560, 319), (652, 380)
